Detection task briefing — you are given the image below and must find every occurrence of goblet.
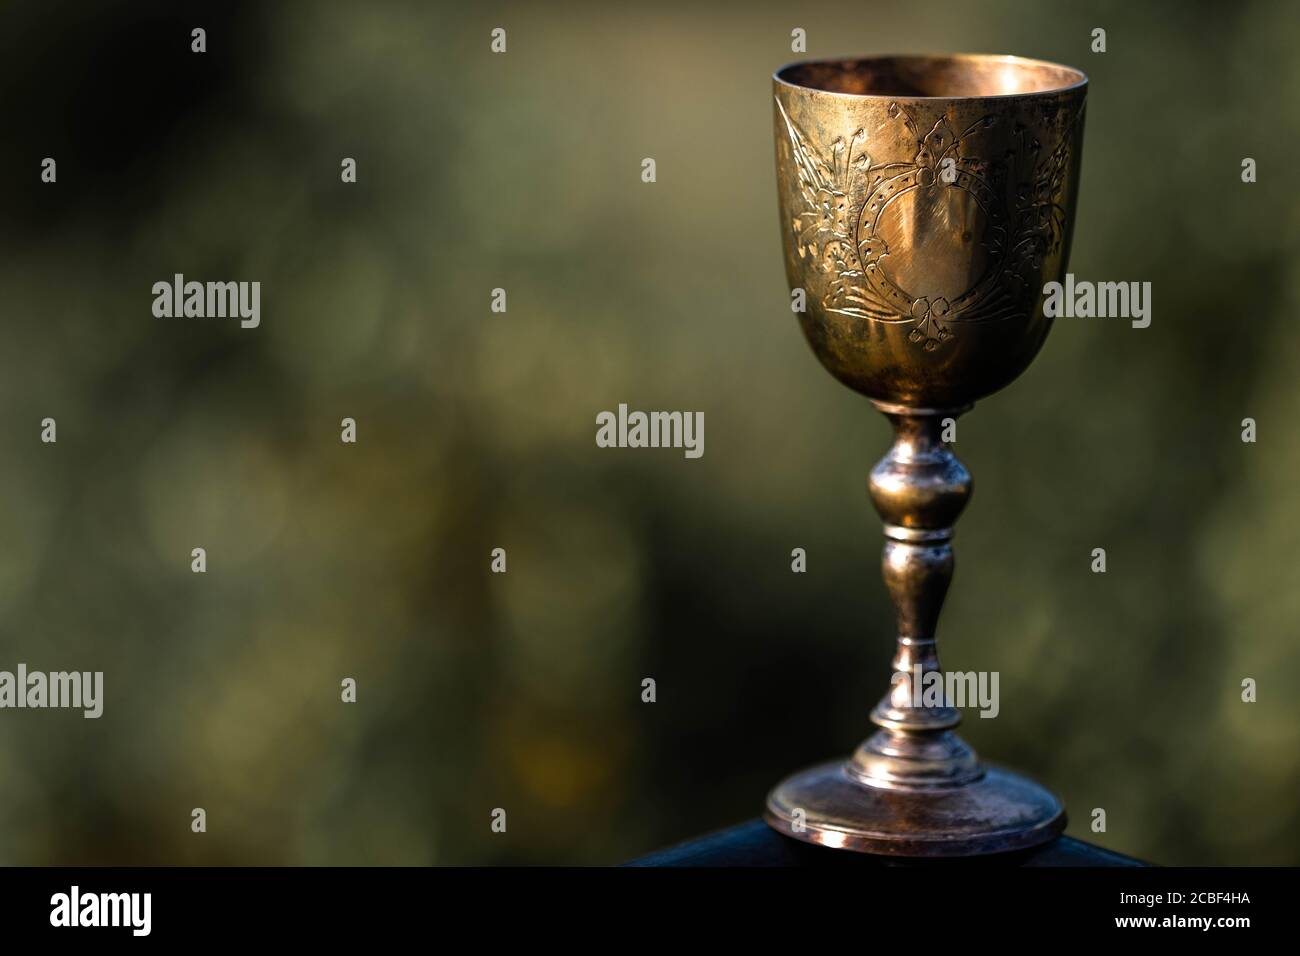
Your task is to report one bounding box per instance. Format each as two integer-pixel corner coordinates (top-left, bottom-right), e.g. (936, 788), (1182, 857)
(765, 54), (1087, 855)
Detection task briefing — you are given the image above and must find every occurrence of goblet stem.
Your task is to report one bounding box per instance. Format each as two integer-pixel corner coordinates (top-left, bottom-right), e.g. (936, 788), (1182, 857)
(763, 398), (1066, 854)
(848, 402), (982, 790)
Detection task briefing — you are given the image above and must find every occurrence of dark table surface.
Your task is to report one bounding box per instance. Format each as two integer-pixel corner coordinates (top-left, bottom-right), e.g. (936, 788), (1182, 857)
(626, 819), (1147, 867)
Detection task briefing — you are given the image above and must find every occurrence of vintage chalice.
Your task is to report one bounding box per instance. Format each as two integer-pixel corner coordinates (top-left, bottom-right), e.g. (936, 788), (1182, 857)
(765, 54), (1087, 855)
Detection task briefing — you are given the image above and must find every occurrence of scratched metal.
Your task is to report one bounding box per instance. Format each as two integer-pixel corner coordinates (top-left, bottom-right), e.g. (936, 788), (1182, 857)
(766, 55), (1086, 856)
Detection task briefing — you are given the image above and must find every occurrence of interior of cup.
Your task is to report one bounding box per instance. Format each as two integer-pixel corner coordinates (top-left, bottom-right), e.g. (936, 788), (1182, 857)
(777, 55), (1086, 98)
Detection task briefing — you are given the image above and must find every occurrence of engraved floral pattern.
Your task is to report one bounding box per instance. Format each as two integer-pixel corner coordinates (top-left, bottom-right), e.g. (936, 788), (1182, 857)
(778, 96), (1083, 350)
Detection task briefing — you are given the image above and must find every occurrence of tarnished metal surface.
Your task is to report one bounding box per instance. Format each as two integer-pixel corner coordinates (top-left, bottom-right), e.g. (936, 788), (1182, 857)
(773, 53), (1086, 406)
(766, 54), (1086, 856)
(766, 762), (1065, 857)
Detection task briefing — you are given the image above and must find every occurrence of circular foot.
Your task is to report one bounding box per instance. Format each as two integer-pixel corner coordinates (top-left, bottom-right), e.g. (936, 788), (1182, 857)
(765, 759), (1065, 857)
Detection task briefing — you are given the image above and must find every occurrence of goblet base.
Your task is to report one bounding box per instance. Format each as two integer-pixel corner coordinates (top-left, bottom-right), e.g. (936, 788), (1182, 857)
(764, 759), (1065, 857)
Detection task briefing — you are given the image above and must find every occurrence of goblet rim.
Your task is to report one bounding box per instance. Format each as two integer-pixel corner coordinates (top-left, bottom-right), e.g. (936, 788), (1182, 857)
(773, 52), (1088, 102)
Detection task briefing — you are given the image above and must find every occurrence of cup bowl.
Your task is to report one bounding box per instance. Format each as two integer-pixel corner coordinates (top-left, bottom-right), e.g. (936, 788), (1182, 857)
(774, 54), (1087, 408)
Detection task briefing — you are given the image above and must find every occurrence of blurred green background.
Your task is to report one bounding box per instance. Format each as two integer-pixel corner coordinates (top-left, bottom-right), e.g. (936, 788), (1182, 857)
(0, 0), (1296, 865)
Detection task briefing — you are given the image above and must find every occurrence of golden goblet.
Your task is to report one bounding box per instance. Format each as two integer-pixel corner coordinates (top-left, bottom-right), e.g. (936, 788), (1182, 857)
(765, 54), (1087, 855)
